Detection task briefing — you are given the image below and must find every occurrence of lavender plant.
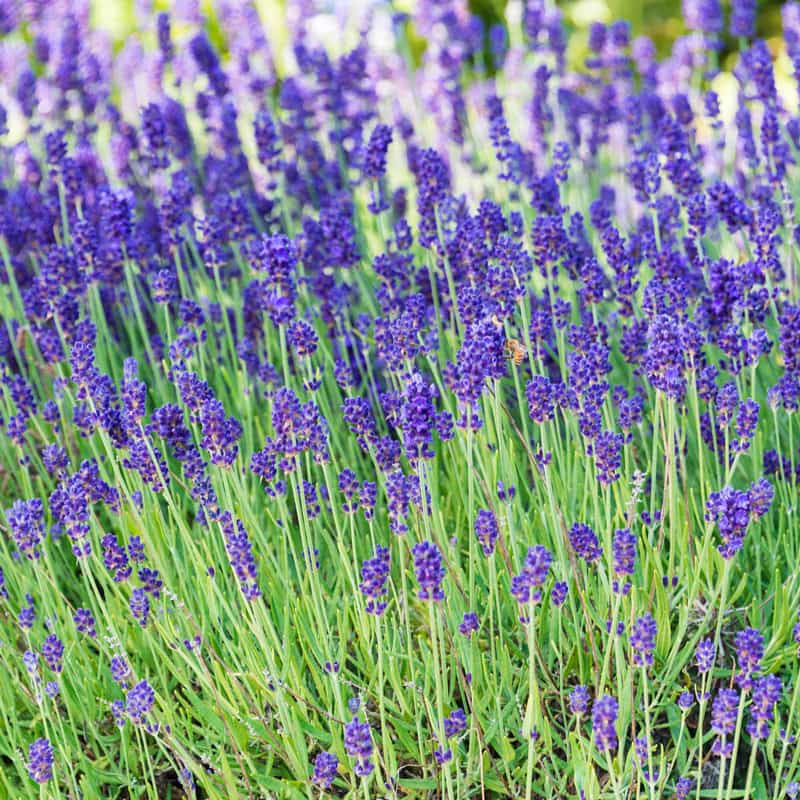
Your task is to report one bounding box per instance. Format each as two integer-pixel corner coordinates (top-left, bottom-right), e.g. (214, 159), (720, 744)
(0, 1), (798, 798)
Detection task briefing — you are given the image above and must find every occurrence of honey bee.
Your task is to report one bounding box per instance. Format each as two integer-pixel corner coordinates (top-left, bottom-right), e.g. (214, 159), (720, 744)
(15, 326), (28, 351)
(504, 338), (526, 366)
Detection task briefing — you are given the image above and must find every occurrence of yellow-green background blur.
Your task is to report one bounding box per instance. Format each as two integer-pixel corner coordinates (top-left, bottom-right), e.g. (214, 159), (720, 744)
(93, 0), (790, 67)
(87, 0), (798, 119)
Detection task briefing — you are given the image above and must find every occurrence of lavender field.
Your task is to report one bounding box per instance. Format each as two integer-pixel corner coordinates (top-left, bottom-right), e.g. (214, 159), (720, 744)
(1, 0), (799, 798)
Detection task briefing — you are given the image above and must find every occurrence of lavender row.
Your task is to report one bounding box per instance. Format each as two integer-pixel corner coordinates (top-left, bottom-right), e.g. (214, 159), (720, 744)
(0, 0), (799, 798)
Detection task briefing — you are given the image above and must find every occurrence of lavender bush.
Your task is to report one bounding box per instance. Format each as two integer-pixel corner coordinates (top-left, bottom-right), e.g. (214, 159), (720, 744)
(0, 1), (799, 798)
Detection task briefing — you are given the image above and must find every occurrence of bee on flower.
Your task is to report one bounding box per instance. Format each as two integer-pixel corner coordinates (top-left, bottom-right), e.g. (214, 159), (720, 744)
(505, 338), (526, 366)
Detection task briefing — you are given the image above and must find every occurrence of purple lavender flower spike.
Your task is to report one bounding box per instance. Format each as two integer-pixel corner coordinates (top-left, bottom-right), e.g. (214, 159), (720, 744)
(312, 751), (339, 789)
(612, 528), (635, 594)
(747, 675), (781, 739)
(126, 679), (155, 725)
(695, 638), (715, 673)
(569, 685), (590, 716)
(592, 695), (618, 752)
(630, 613), (657, 667)
(27, 738), (54, 784)
(344, 715), (374, 776)
(734, 627), (764, 690)
(412, 541), (445, 601)
(360, 545), (390, 615)
(474, 509), (500, 556)
(511, 545), (552, 609)
(569, 523), (602, 564)
(6, 499), (45, 560)
(711, 688), (740, 757)
(459, 612), (479, 636)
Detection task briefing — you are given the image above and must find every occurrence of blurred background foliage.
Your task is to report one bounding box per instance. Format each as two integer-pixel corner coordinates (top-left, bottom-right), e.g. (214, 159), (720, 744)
(85, 0), (796, 117)
(91, 0), (789, 65)
(468, 0), (788, 65)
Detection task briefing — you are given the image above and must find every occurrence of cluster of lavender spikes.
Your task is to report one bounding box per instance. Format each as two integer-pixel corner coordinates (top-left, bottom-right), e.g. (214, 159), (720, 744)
(0, 0), (799, 797)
